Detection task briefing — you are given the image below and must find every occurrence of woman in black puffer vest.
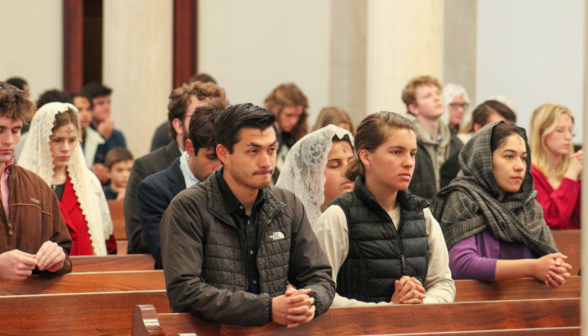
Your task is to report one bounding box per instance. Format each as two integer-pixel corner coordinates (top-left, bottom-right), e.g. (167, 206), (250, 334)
(314, 111), (455, 307)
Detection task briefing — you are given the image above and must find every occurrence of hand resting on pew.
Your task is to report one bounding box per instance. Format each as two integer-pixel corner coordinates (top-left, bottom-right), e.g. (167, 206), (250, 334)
(0, 241), (66, 280)
(391, 276), (426, 304)
(272, 287), (316, 329)
(495, 253), (572, 288)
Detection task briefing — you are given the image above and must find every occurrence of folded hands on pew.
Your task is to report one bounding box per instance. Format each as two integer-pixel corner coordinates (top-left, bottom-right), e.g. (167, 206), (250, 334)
(272, 287), (315, 329)
(0, 241), (65, 280)
(537, 253), (572, 289)
(392, 276), (426, 304)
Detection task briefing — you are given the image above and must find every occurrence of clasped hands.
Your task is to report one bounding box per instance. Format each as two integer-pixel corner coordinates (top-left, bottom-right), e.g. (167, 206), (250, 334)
(391, 276), (426, 304)
(535, 253), (572, 289)
(272, 286), (316, 329)
(0, 241), (65, 280)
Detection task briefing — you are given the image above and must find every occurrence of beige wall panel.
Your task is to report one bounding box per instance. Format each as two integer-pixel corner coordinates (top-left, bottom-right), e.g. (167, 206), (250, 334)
(103, 0), (173, 158)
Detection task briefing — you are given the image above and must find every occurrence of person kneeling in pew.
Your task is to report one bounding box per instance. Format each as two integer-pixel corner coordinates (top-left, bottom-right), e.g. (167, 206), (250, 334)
(431, 122), (572, 287)
(161, 104), (335, 328)
(0, 82), (71, 280)
(315, 112), (456, 307)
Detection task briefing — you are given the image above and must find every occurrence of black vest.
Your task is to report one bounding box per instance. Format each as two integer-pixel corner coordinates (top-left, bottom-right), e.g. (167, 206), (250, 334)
(331, 177), (429, 303)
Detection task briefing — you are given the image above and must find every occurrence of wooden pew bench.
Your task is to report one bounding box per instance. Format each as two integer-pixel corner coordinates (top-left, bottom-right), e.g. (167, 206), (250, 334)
(132, 298), (580, 336)
(0, 270), (165, 295)
(108, 200), (126, 240)
(0, 290), (170, 335)
(71, 255), (154, 272)
(0, 273), (575, 300)
(551, 229), (580, 274)
(454, 276), (580, 302)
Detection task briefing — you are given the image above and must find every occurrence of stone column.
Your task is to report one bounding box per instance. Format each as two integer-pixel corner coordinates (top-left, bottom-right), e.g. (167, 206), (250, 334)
(103, 0), (173, 157)
(443, 0), (476, 102)
(329, 0), (368, 127)
(365, 0), (444, 115)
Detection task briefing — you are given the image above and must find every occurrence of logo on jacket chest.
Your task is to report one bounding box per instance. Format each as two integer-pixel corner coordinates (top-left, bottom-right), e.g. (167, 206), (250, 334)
(269, 231), (285, 241)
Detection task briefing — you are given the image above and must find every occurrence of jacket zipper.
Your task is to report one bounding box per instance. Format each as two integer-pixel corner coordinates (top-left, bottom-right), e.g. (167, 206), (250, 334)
(383, 210), (406, 275)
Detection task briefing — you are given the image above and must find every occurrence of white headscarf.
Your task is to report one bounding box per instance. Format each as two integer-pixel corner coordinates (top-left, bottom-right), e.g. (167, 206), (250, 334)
(276, 125), (354, 228)
(442, 83), (472, 130)
(19, 102), (112, 256)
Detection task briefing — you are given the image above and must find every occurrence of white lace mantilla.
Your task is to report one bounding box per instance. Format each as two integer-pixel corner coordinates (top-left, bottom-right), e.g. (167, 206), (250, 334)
(276, 125), (354, 228)
(19, 102), (112, 256)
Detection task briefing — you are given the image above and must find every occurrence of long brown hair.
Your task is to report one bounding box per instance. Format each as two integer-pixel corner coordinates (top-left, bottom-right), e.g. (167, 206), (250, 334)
(264, 83), (308, 145)
(346, 112), (416, 181)
(312, 106), (355, 135)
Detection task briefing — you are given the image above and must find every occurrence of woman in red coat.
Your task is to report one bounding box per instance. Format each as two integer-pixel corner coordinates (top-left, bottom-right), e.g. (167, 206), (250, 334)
(529, 104), (582, 230)
(19, 102), (116, 255)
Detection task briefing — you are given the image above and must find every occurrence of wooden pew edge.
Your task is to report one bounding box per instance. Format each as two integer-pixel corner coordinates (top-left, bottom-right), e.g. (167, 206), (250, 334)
(133, 304), (165, 336)
(134, 299), (580, 336)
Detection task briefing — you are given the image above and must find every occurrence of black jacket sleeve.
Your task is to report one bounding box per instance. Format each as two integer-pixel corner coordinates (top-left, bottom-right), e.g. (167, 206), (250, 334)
(124, 158), (150, 254)
(137, 179), (169, 269)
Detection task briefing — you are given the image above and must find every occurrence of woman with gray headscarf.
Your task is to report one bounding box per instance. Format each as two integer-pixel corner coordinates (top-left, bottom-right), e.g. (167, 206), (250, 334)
(431, 122), (571, 288)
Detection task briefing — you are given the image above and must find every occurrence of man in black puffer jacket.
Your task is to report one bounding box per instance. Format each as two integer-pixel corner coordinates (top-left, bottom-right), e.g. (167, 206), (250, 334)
(161, 103), (335, 328)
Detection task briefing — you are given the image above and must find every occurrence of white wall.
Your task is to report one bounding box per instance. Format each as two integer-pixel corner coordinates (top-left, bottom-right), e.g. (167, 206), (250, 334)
(0, 0), (63, 101)
(476, 0), (585, 142)
(198, 0), (331, 125)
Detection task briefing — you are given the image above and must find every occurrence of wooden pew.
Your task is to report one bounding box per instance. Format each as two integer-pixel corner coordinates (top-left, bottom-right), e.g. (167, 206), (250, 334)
(132, 298), (580, 336)
(0, 290), (170, 335)
(454, 276), (580, 302)
(108, 200), (126, 240)
(71, 255), (154, 272)
(0, 270), (165, 295)
(117, 240), (129, 255)
(551, 229), (580, 274)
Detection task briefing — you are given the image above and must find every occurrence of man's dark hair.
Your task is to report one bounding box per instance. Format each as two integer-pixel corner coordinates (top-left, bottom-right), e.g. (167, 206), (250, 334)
(188, 106), (223, 153)
(215, 103), (277, 154)
(0, 81), (35, 123)
(6, 77), (28, 91)
(37, 89), (71, 109)
(189, 73), (217, 84)
(70, 92), (94, 109)
(81, 82), (113, 101)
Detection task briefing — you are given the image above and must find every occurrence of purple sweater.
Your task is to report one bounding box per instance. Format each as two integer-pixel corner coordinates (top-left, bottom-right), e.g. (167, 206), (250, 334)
(448, 230), (534, 281)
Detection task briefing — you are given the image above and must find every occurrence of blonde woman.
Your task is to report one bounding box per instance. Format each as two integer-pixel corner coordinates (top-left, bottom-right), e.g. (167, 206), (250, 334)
(530, 104), (582, 230)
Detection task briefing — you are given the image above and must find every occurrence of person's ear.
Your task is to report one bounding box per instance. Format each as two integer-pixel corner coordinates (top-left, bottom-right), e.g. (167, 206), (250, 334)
(407, 103), (419, 116)
(185, 139), (195, 157)
(473, 123), (482, 133)
(172, 118), (184, 137)
(359, 149), (370, 169)
(216, 144), (228, 165)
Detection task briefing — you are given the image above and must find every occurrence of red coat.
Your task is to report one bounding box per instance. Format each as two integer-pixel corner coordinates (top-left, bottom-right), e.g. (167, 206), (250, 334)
(531, 165), (581, 230)
(59, 176), (117, 255)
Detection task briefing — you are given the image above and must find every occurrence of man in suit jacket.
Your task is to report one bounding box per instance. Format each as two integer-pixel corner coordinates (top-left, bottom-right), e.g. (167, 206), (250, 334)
(125, 81), (228, 254)
(137, 107), (223, 268)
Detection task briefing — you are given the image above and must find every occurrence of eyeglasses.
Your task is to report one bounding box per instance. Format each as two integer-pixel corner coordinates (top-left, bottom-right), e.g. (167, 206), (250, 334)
(449, 103), (469, 110)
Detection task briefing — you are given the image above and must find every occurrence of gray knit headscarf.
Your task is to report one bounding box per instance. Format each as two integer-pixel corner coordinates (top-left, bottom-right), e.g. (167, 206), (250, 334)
(431, 121), (558, 256)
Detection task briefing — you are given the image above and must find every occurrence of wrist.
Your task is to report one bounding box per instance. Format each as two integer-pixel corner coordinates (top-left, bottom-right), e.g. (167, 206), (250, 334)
(269, 297), (274, 323)
(564, 171), (579, 181)
(527, 259), (539, 278)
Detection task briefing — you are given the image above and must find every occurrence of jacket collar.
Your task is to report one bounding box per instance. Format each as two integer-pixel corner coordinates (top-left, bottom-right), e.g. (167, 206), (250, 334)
(205, 169), (279, 228)
(166, 158), (187, 195)
(353, 176), (428, 214)
(165, 139), (182, 162)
